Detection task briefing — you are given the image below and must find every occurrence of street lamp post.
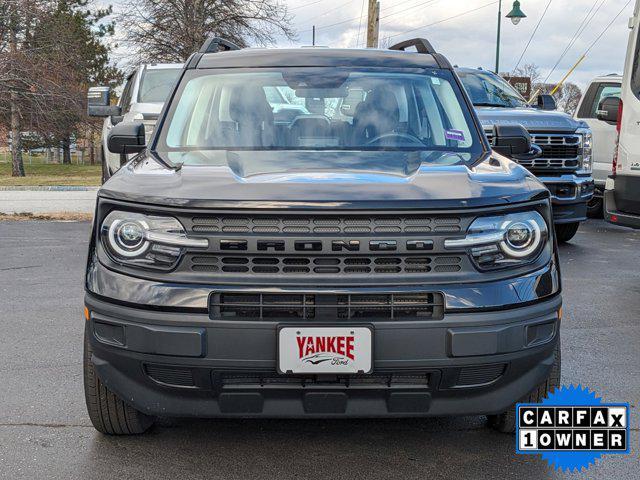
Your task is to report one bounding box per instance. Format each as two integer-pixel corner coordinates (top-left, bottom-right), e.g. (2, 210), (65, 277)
(495, 0), (527, 73)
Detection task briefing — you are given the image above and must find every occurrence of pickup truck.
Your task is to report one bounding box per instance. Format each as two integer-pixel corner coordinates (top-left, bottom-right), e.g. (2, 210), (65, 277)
(457, 68), (594, 242)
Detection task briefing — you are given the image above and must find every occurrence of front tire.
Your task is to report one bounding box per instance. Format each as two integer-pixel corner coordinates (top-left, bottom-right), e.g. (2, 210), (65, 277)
(83, 327), (154, 435)
(488, 339), (561, 433)
(587, 195), (604, 218)
(555, 222), (580, 243)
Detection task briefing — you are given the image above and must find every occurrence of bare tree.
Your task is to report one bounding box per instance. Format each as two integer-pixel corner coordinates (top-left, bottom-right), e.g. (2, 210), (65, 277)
(513, 63), (542, 86)
(556, 82), (582, 115)
(119, 0), (296, 63)
(0, 0), (119, 173)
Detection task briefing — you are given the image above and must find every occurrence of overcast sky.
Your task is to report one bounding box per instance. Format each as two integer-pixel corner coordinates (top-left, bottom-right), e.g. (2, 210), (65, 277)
(107, 0), (636, 89)
(278, 0), (635, 88)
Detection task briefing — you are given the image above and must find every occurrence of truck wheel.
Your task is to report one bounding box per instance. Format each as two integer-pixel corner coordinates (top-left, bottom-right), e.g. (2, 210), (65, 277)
(488, 338), (561, 433)
(100, 147), (111, 184)
(554, 222), (580, 243)
(587, 196), (604, 218)
(84, 327), (154, 435)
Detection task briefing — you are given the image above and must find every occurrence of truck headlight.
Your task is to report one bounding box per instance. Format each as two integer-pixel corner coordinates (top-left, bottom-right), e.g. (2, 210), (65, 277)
(576, 127), (592, 174)
(444, 211), (549, 270)
(101, 211), (208, 270)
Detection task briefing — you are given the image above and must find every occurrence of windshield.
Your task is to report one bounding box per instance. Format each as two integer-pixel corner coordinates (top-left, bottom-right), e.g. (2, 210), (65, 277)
(158, 68), (482, 159)
(457, 70), (527, 108)
(138, 68), (181, 103)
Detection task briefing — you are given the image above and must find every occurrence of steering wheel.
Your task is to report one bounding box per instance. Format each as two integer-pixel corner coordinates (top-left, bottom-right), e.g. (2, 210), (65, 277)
(366, 132), (424, 147)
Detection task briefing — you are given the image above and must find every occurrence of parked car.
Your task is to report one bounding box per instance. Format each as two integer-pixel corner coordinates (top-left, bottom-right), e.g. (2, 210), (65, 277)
(87, 63), (183, 183)
(599, 1), (640, 229)
(574, 74), (622, 217)
(83, 37), (562, 435)
(457, 68), (594, 243)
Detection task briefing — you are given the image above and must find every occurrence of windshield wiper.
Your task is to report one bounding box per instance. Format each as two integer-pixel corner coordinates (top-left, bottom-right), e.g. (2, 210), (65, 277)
(473, 102), (512, 108)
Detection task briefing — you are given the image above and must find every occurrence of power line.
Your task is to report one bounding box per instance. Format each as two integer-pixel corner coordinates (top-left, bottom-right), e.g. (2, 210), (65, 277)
(355, 0), (367, 48)
(296, 1), (353, 26)
(298, 0), (440, 34)
(543, 0), (606, 83)
(290, 0), (325, 11)
(584, 0), (632, 55)
(387, 1), (498, 39)
(512, 0), (554, 73)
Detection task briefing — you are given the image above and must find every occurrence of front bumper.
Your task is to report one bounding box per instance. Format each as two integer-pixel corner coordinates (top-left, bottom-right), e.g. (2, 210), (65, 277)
(85, 291), (561, 418)
(536, 174), (594, 224)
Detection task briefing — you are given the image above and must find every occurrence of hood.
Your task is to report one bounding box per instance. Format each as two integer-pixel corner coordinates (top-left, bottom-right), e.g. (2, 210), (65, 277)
(99, 150), (548, 210)
(475, 106), (586, 132)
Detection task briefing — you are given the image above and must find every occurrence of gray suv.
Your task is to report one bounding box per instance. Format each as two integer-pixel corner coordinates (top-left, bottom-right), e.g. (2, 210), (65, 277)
(457, 68), (594, 243)
(83, 38), (561, 435)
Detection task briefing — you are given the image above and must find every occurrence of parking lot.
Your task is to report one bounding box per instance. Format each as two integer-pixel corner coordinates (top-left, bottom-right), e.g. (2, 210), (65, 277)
(0, 218), (638, 480)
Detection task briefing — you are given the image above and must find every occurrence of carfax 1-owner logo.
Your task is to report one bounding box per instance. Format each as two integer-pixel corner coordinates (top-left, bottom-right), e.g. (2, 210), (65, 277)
(516, 385), (631, 472)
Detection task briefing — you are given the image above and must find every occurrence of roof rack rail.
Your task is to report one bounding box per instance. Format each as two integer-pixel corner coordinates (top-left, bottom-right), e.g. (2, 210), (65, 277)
(199, 37), (241, 54)
(388, 38), (436, 55)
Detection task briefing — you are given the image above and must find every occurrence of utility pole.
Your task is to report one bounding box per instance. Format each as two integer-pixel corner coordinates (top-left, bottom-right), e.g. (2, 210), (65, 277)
(366, 0), (380, 48)
(312, 25), (316, 46)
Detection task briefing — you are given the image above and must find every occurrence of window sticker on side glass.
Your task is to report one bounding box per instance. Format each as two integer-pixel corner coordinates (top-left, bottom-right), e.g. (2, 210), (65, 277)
(445, 129), (466, 142)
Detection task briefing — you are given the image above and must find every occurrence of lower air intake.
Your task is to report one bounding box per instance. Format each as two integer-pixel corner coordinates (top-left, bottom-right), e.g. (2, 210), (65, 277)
(210, 292), (445, 321)
(456, 364), (506, 387)
(145, 365), (196, 388)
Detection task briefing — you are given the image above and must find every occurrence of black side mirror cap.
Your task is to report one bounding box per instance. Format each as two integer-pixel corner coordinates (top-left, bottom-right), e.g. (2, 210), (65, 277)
(537, 94), (557, 111)
(596, 96), (621, 124)
(491, 124), (534, 157)
(107, 121), (146, 155)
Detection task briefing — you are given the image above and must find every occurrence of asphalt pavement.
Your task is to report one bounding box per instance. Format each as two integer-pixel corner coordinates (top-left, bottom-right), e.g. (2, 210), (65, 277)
(0, 219), (638, 480)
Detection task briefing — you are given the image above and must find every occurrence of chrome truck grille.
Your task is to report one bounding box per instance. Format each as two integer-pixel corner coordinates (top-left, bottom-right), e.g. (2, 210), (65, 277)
(486, 131), (582, 171)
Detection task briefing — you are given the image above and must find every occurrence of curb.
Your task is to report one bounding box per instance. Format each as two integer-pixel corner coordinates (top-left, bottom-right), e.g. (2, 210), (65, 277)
(0, 186), (100, 191)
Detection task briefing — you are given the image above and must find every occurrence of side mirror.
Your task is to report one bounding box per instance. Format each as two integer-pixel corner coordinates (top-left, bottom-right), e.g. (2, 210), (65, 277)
(87, 86), (121, 117)
(491, 124), (535, 157)
(107, 122), (146, 155)
(537, 94), (557, 111)
(596, 96), (620, 124)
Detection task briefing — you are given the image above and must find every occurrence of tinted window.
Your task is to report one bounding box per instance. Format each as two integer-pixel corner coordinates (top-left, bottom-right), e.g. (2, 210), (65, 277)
(458, 70), (527, 108)
(160, 68), (480, 155)
(138, 69), (181, 103)
(591, 84), (622, 117)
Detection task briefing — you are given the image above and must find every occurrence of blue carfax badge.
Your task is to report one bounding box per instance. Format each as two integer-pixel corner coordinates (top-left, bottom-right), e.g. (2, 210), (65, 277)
(516, 385), (631, 472)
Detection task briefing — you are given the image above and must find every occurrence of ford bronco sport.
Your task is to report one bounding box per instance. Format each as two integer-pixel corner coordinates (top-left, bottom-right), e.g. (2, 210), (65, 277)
(83, 37), (562, 435)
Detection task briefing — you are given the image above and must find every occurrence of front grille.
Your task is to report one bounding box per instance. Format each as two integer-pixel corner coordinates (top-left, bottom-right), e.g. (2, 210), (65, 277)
(486, 131), (582, 170)
(219, 372), (431, 388)
(456, 364), (506, 387)
(190, 215), (462, 235)
(190, 254), (462, 276)
(210, 292), (445, 321)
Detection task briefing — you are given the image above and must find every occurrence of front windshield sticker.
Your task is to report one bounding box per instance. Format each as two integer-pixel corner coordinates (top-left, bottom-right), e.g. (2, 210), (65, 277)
(445, 129), (466, 142)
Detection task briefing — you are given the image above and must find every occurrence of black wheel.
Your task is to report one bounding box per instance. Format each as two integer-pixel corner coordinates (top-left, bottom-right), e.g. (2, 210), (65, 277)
(100, 147), (111, 184)
(587, 195), (604, 218)
(84, 327), (154, 435)
(488, 338), (561, 433)
(555, 222), (580, 243)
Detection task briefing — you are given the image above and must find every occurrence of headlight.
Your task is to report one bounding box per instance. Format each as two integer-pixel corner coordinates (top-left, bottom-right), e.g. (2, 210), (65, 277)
(101, 211), (208, 270)
(576, 127), (592, 174)
(444, 211), (549, 270)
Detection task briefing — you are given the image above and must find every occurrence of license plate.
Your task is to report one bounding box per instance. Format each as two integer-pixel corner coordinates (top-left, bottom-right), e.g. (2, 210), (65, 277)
(278, 326), (373, 374)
